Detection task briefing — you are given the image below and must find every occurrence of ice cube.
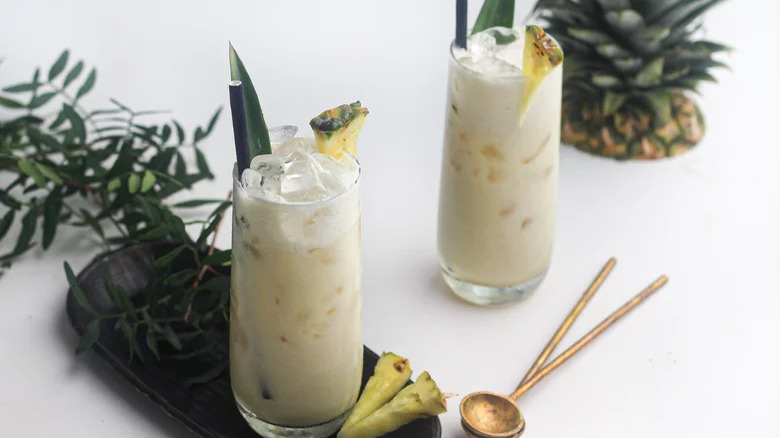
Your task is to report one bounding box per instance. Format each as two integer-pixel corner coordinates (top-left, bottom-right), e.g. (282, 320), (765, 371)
(250, 154), (286, 176)
(459, 56), (522, 77)
(469, 30), (497, 61)
(249, 154), (286, 198)
(280, 153), (328, 203)
(457, 27), (524, 77)
(241, 168), (263, 188)
(268, 125), (298, 145)
(273, 136), (318, 156)
(312, 153), (358, 193)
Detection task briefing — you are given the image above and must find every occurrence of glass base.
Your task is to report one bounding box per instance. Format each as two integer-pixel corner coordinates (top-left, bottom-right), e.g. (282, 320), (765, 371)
(441, 266), (547, 306)
(237, 400), (351, 438)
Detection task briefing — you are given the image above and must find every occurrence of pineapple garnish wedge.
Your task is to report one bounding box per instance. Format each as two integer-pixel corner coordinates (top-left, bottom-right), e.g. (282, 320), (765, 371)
(341, 352), (413, 432)
(338, 372), (451, 438)
(520, 25), (563, 119)
(309, 101), (369, 158)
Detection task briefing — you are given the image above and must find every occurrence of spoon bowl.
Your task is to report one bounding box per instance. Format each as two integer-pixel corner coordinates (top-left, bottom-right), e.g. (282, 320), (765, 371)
(460, 391), (525, 438)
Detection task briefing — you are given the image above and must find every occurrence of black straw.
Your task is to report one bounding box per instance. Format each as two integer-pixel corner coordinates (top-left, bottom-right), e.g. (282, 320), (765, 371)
(456, 0), (468, 49)
(229, 80), (250, 174)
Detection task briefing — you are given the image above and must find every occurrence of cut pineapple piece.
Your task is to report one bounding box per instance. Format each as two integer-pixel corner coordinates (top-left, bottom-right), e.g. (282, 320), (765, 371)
(341, 352), (412, 432)
(309, 101), (369, 158)
(338, 372), (449, 438)
(520, 25), (563, 119)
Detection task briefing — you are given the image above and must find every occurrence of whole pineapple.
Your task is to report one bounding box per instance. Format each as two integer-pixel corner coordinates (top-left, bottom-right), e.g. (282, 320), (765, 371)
(533, 0), (729, 159)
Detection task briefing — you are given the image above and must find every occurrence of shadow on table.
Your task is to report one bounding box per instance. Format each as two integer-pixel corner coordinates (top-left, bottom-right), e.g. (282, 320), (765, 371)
(55, 308), (194, 437)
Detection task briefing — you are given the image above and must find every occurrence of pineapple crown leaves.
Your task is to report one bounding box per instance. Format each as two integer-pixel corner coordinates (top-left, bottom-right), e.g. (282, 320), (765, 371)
(534, 0), (730, 121)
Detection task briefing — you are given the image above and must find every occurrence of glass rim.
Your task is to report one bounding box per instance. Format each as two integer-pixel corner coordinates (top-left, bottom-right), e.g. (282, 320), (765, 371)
(448, 27), (562, 81)
(232, 155), (361, 208)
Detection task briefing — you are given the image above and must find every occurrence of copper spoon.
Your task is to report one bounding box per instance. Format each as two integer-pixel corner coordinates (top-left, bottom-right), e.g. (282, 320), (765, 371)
(459, 258), (616, 437)
(460, 272), (669, 438)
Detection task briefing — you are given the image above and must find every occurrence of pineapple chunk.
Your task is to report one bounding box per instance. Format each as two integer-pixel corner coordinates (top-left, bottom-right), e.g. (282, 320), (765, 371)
(341, 352), (413, 432)
(338, 372), (449, 438)
(309, 101), (369, 158)
(520, 25), (563, 119)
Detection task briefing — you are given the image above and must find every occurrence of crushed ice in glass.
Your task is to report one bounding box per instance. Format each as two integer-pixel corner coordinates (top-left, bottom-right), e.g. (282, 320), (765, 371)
(454, 27), (524, 77)
(268, 125), (298, 144)
(241, 133), (358, 203)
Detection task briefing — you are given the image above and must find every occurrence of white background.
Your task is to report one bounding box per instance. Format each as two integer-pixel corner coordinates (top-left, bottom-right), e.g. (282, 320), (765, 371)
(1, 0), (778, 437)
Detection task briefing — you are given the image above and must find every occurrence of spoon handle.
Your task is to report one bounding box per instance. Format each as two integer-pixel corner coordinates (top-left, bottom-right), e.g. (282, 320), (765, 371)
(516, 258), (616, 389)
(510, 275), (669, 401)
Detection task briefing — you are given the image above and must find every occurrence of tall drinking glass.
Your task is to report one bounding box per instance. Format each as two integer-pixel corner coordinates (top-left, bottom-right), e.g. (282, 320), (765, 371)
(437, 27), (563, 305)
(230, 137), (362, 437)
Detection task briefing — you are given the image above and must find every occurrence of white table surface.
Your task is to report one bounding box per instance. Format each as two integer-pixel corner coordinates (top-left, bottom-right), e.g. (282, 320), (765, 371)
(1, 0), (778, 437)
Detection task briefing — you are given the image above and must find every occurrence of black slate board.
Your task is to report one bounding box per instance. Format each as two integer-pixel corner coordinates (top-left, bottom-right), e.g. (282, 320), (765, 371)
(66, 242), (441, 438)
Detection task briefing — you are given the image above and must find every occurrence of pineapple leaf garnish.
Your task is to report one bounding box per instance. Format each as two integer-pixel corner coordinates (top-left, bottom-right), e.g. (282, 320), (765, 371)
(472, 0), (515, 35)
(229, 43), (272, 157)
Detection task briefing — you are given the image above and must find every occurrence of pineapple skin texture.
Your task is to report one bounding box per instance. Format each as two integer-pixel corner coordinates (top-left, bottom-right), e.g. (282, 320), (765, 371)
(562, 92), (705, 160)
(340, 353), (412, 432)
(337, 372), (446, 438)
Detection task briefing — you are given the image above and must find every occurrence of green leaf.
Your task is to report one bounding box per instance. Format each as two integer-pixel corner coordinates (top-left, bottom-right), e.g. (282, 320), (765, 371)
(2, 82), (39, 93)
(643, 91), (672, 125)
(35, 163), (63, 184)
(202, 249), (231, 266)
(146, 330), (160, 359)
(634, 57), (664, 87)
(635, 26), (670, 52)
(472, 0), (515, 34)
(228, 43), (272, 157)
(128, 173), (141, 194)
(62, 104), (86, 143)
(197, 276), (230, 294)
(591, 74), (622, 88)
(153, 244), (188, 267)
(107, 178), (121, 191)
(602, 91), (628, 115)
(76, 319), (101, 355)
(49, 110), (68, 130)
(173, 120), (185, 144)
(164, 268), (197, 286)
(65, 261), (99, 316)
(160, 125), (172, 143)
(193, 127), (205, 144)
(605, 9), (644, 32)
(0, 96), (24, 108)
(568, 28), (613, 45)
(163, 324), (183, 351)
(204, 107), (222, 136)
(195, 149), (212, 178)
(138, 225), (169, 241)
(173, 199), (225, 208)
(42, 189), (63, 249)
(0, 210), (15, 242)
(18, 158), (47, 188)
(79, 208), (105, 239)
(596, 44), (631, 58)
(28, 92), (57, 109)
(75, 68), (96, 100)
(141, 170), (156, 193)
(197, 214), (221, 249)
(11, 207), (38, 257)
(63, 60), (84, 88)
(48, 50), (70, 81)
